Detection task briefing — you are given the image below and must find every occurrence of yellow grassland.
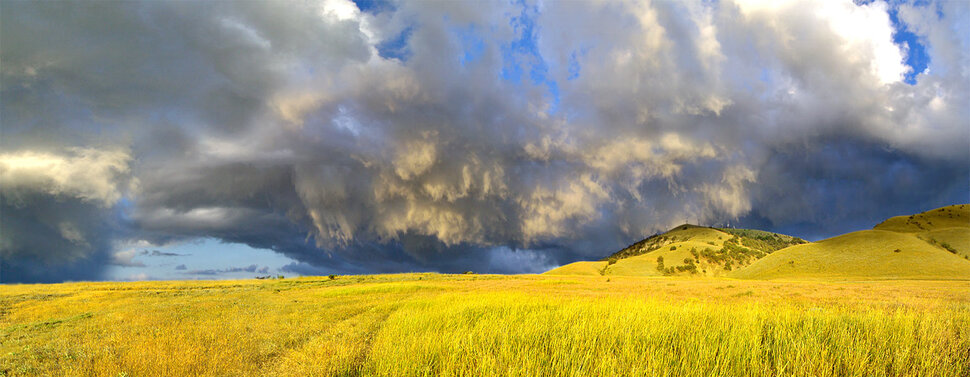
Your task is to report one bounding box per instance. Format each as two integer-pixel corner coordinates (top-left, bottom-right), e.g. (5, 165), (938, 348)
(731, 230), (970, 280)
(2, 274), (969, 376)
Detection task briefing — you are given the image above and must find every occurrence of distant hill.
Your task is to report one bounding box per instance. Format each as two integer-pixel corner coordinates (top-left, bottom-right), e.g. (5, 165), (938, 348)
(873, 204), (969, 233)
(545, 204), (970, 280)
(545, 224), (804, 277)
(544, 261), (608, 276)
(733, 204), (970, 280)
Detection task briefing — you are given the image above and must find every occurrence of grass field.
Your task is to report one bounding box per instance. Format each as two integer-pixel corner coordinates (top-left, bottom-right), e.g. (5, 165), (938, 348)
(3, 274), (969, 376)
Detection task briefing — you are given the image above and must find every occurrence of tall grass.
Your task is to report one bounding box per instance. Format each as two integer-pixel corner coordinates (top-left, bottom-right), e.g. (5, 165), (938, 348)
(2, 275), (968, 376)
(367, 293), (968, 376)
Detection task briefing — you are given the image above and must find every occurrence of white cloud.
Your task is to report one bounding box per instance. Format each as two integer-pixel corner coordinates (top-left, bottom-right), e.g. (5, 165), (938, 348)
(0, 148), (133, 206)
(111, 249), (146, 268)
(2, 0), (966, 281)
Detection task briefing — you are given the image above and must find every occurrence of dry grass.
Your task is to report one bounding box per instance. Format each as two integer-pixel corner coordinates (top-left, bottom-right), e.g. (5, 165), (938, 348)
(544, 261), (608, 276)
(2, 274), (969, 376)
(733, 230), (970, 280)
(874, 204), (969, 233)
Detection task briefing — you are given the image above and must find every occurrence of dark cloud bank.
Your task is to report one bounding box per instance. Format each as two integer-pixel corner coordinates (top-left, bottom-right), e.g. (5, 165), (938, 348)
(1, 0), (967, 283)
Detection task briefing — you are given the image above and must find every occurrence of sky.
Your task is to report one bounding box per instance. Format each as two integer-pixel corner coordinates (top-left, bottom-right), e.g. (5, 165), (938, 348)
(1, 0), (968, 283)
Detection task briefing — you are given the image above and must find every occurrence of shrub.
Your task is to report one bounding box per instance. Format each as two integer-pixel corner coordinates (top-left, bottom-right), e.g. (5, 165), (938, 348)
(675, 264), (697, 273)
(670, 246), (677, 251)
(328, 275), (336, 280)
(893, 249), (901, 253)
(940, 243), (957, 254)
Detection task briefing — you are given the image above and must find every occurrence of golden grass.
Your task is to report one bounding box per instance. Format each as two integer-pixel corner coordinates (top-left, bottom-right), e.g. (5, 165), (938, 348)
(550, 227), (738, 277)
(609, 239), (758, 277)
(543, 261), (607, 276)
(874, 204), (969, 233)
(559, 204), (970, 280)
(733, 230), (970, 280)
(3, 274), (969, 376)
(921, 228), (970, 259)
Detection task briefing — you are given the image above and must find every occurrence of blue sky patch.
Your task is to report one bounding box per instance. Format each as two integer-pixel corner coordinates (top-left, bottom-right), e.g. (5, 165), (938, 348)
(352, 0), (394, 14)
(500, 0), (561, 112)
(888, 5), (930, 84)
(377, 26), (413, 61)
(455, 26), (486, 67)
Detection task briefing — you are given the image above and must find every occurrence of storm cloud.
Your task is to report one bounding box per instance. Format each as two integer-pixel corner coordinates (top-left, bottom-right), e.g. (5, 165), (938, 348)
(1, 0), (967, 283)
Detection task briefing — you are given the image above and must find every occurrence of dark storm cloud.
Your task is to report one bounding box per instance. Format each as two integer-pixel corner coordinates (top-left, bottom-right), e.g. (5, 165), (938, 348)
(1, 0), (967, 283)
(184, 264), (269, 276)
(142, 250), (186, 257)
(742, 138), (970, 239)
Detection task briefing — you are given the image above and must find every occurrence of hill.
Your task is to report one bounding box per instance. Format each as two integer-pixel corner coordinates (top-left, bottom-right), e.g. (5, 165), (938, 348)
(545, 204), (969, 279)
(731, 230), (970, 280)
(873, 204), (969, 233)
(734, 204), (970, 280)
(544, 261), (607, 276)
(545, 224), (804, 277)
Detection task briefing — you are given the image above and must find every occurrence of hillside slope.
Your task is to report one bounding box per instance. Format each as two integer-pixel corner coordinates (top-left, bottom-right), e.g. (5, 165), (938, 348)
(545, 224), (804, 277)
(734, 204), (970, 280)
(544, 261), (607, 276)
(873, 204), (969, 233)
(731, 230), (970, 280)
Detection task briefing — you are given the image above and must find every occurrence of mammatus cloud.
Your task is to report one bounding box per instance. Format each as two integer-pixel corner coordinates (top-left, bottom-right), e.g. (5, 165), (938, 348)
(1, 0), (967, 282)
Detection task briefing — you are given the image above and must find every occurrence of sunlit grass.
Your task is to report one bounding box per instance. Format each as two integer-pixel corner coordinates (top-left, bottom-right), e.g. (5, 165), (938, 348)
(2, 274), (968, 376)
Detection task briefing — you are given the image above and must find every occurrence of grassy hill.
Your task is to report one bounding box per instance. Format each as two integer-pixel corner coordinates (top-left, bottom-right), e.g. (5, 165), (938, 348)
(546, 224), (804, 277)
(546, 204), (969, 279)
(735, 204), (970, 280)
(731, 230), (970, 280)
(873, 204), (969, 233)
(544, 261), (607, 276)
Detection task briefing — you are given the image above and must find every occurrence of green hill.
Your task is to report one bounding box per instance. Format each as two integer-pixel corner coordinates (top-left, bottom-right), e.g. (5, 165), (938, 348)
(544, 224), (804, 277)
(734, 204), (970, 280)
